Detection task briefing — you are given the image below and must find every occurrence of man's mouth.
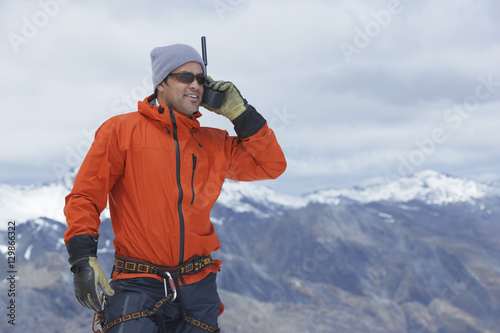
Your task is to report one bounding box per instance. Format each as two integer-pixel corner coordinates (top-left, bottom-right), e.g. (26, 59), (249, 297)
(185, 94), (199, 101)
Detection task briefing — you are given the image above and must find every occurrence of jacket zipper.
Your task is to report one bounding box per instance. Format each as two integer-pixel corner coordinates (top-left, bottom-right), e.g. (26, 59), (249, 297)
(191, 154), (197, 204)
(189, 130), (203, 147)
(168, 105), (185, 265)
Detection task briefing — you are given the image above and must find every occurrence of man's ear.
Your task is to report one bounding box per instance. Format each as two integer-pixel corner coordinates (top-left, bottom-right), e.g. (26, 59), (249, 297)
(157, 83), (165, 92)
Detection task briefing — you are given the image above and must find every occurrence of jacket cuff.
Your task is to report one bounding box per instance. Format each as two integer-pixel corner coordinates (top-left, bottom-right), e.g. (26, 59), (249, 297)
(66, 233), (99, 265)
(231, 105), (266, 139)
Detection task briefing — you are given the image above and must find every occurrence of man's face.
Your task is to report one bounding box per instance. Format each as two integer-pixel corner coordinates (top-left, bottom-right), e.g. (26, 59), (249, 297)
(157, 62), (204, 116)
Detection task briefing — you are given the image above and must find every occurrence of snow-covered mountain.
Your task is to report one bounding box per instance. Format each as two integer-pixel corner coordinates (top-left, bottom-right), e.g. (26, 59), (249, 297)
(307, 170), (499, 205)
(2, 169), (496, 230)
(0, 181), (68, 228)
(1, 170), (500, 332)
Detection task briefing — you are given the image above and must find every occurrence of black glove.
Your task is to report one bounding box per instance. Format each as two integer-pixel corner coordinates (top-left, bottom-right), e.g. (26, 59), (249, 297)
(70, 256), (114, 311)
(67, 234), (114, 312)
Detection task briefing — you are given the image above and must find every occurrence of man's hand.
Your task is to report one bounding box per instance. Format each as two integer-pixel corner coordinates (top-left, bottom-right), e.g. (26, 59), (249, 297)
(201, 76), (247, 121)
(71, 257), (114, 312)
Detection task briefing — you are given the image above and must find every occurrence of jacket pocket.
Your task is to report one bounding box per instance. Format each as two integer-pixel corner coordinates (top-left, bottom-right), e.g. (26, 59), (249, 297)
(190, 154), (197, 204)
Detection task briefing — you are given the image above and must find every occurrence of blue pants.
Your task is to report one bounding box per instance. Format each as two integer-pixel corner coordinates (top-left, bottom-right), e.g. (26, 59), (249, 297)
(103, 273), (221, 332)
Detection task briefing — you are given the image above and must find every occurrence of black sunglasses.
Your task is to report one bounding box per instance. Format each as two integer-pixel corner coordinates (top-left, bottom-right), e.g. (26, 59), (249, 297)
(167, 72), (206, 84)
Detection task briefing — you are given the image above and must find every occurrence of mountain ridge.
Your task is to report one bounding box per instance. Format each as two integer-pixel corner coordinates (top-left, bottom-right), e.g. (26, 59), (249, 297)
(1, 169), (498, 230)
(1, 170), (499, 332)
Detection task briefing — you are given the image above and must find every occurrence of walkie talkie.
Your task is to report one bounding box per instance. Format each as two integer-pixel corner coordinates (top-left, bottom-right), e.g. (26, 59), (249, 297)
(201, 36), (224, 109)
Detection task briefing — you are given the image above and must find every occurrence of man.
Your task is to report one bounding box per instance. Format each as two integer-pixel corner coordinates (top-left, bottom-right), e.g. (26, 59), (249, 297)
(64, 43), (286, 332)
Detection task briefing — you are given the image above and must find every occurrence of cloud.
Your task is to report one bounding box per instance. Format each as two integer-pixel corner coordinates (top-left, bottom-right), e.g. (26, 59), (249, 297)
(1, 0), (499, 194)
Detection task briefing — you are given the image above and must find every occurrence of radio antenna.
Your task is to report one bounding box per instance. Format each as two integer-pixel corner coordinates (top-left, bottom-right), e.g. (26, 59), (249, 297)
(201, 36), (208, 68)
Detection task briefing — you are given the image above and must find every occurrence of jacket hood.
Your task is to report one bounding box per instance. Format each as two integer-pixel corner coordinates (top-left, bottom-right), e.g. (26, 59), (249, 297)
(138, 95), (202, 129)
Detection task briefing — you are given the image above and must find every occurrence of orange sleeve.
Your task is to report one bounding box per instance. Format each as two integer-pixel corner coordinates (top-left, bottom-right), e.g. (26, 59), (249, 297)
(63, 118), (125, 243)
(225, 123), (287, 181)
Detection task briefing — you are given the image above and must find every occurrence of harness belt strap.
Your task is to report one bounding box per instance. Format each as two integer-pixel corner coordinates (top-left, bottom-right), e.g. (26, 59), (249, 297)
(93, 293), (178, 333)
(94, 297), (219, 333)
(185, 316), (220, 332)
(113, 254), (215, 278)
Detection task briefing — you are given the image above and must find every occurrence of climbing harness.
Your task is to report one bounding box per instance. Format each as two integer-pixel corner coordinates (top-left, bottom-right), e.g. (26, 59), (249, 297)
(91, 290), (179, 333)
(91, 254), (219, 332)
(114, 253), (215, 276)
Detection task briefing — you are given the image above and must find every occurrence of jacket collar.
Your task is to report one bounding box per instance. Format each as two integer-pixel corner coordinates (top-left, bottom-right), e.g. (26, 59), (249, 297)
(138, 95), (202, 129)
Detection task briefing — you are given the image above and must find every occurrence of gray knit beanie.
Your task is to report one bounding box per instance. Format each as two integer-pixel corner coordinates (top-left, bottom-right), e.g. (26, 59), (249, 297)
(150, 44), (206, 90)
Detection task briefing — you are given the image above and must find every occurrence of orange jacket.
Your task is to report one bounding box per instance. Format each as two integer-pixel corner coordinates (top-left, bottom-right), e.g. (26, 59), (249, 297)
(64, 96), (286, 284)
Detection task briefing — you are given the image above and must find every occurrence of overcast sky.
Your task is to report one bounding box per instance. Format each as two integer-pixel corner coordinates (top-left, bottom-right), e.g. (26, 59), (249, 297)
(1, 0), (499, 195)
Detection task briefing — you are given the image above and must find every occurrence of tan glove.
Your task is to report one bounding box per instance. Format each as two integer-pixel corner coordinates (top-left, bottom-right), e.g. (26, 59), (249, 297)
(71, 257), (115, 312)
(201, 76), (247, 121)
